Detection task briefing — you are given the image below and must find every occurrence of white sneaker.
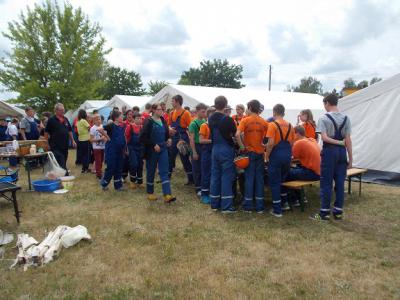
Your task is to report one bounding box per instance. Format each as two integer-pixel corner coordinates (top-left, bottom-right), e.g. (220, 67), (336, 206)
(269, 209), (283, 218)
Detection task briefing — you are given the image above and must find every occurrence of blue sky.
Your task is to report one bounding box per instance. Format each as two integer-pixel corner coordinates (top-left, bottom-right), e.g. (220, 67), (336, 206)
(1, 0), (400, 99)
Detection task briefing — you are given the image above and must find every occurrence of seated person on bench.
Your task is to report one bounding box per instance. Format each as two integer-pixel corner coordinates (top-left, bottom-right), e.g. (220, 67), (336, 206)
(282, 125), (320, 209)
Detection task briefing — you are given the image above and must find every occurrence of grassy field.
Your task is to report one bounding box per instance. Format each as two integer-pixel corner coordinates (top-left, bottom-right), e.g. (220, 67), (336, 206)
(0, 151), (399, 299)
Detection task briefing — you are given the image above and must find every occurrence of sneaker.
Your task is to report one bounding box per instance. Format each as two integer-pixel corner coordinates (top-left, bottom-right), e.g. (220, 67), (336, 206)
(196, 190), (202, 197)
(269, 209), (283, 218)
(147, 194), (158, 201)
(333, 214), (343, 220)
(201, 195), (210, 204)
(211, 208), (220, 212)
(221, 208), (237, 214)
(164, 195), (176, 203)
(256, 210), (265, 214)
(282, 203), (291, 211)
(293, 200), (301, 207)
(309, 213), (330, 221)
(129, 182), (137, 190)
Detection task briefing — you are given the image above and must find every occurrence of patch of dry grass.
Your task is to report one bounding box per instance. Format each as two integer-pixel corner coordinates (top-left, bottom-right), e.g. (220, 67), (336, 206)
(0, 151), (399, 299)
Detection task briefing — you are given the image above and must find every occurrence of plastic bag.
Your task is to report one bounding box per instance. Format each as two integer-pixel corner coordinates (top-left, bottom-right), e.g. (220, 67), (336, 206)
(44, 151), (66, 179)
(61, 225), (91, 248)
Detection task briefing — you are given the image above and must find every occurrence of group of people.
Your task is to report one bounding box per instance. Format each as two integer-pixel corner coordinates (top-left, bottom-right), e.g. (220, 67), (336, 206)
(67, 93), (352, 220)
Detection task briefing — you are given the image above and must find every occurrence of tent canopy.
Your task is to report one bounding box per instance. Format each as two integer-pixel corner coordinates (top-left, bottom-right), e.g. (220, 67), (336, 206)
(0, 101), (26, 118)
(106, 95), (152, 110)
(339, 73), (400, 174)
(150, 84), (324, 124)
(65, 100), (108, 122)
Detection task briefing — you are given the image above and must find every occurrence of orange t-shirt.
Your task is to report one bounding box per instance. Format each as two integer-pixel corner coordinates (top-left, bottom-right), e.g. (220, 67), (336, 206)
(292, 138), (321, 175)
(303, 121), (317, 139)
(232, 114), (244, 126)
(238, 115), (269, 154)
(168, 108), (192, 129)
(199, 123), (211, 140)
(266, 119), (295, 145)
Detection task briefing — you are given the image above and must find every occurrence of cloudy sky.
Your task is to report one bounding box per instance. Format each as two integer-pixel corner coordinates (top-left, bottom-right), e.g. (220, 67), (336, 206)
(1, 0), (400, 99)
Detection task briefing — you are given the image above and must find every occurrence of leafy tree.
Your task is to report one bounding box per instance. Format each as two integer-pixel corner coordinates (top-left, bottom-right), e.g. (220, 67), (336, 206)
(0, 1), (110, 112)
(288, 76), (323, 94)
(147, 80), (168, 96)
(357, 80), (369, 89)
(100, 66), (145, 99)
(178, 59), (245, 88)
(370, 77), (382, 85)
(343, 78), (357, 89)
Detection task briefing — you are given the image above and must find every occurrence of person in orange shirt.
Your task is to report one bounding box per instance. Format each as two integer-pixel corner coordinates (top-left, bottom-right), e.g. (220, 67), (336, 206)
(265, 104), (295, 217)
(298, 109), (317, 140)
(141, 103), (152, 121)
(198, 107), (215, 204)
(160, 102), (169, 124)
(232, 104), (245, 126)
(282, 125), (321, 207)
(168, 95), (194, 184)
(236, 100), (269, 213)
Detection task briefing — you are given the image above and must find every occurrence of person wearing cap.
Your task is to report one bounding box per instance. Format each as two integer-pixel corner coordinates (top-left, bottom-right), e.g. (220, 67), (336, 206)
(188, 103), (207, 196)
(235, 99), (269, 213)
(310, 94), (352, 221)
(232, 104), (245, 126)
(168, 95), (194, 185)
(208, 96), (237, 213)
(265, 104), (295, 217)
(20, 107), (40, 141)
(281, 125), (320, 207)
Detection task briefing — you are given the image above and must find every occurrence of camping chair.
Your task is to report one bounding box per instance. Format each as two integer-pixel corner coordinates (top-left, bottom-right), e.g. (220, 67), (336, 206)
(0, 165), (19, 184)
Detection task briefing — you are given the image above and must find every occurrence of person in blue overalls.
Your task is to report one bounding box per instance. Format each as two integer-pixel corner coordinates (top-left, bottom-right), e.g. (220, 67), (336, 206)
(125, 112), (143, 189)
(310, 94), (352, 221)
(168, 95), (194, 185)
(198, 107), (216, 204)
(141, 103), (176, 203)
(0, 119), (8, 141)
(98, 110), (126, 191)
(209, 96), (237, 213)
(20, 107), (40, 141)
(265, 104), (295, 217)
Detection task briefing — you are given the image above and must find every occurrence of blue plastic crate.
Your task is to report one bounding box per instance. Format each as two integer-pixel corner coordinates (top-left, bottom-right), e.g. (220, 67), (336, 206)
(32, 179), (61, 192)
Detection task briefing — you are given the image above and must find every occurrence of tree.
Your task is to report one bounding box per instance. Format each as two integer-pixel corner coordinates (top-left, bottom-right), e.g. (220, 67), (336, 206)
(288, 76), (323, 94)
(147, 80), (168, 96)
(0, 1), (110, 112)
(178, 59), (245, 88)
(357, 80), (369, 89)
(343, 78), (357, 89)
(370, 77), (382, 85)
(100, 66), (145, 99)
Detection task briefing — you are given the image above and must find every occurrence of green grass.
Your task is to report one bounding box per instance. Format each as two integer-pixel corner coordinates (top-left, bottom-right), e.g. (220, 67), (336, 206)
(0, 152), (399, 299)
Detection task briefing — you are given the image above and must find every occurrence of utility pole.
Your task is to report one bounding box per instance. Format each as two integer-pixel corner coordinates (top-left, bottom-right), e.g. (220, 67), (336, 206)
(268, 65), (272, 91)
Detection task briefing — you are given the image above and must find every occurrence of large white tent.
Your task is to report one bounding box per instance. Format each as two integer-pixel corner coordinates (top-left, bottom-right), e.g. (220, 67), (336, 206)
(0, 101), (26, 118)
(106, 95), (152, 110)
(65, 100), (108, 121)
(150, 84), (324, 125)
(339, 73), (400, 174)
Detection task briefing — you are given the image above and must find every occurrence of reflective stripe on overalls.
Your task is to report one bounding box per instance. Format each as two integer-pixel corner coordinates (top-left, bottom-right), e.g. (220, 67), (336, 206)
(320, 114), (348, 216)
(128, 125), (143, 184)
(268, 121), (292, 214)
(201, 142), (212, 196)
(25, 118), (40, 140)
(101, 124), (126, 190)
(209, 115), (235, 211)
(146, 120), (171, 195)
(169, 111), (193, 182)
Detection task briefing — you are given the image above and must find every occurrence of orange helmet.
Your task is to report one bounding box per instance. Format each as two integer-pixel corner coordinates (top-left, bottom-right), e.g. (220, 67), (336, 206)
(234, 155), (249, 169)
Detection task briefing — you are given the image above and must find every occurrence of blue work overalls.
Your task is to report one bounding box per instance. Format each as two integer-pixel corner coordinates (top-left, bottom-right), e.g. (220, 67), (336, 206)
(146, 121), (171, 196)
(25, 118), (40, 140)
(169, 111), (193, 183)
(320, 114), (348, 217)
(210, 116), (235, 211)
(268, 122), (292, 214)
(201, 142), (212, 197)
(127, 126), (143, 184)
(243, 151), (265, 212)
(101, 124), (126, 190)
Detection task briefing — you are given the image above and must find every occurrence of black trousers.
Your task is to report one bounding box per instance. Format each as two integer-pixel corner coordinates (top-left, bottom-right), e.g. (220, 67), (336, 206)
(52, 147), (69, 175)
(78, 140), (90, 171)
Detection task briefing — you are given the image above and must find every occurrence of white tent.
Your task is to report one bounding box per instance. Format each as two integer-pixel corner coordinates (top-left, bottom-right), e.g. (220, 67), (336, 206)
(150, 84), (324, 125)
(339, 73), (400, 174)
(106, 95), (152, 110)
(0, 101), (26, 118)
(65, 100), (108, 121)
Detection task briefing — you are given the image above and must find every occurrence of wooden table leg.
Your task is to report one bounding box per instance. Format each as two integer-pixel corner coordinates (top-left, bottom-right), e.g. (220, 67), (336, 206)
(11, 191), (20, 223)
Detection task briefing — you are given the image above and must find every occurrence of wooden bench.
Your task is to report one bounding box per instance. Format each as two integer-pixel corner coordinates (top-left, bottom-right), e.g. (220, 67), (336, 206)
(281, 180), (319, 212)
(346, 168), (368, 196)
